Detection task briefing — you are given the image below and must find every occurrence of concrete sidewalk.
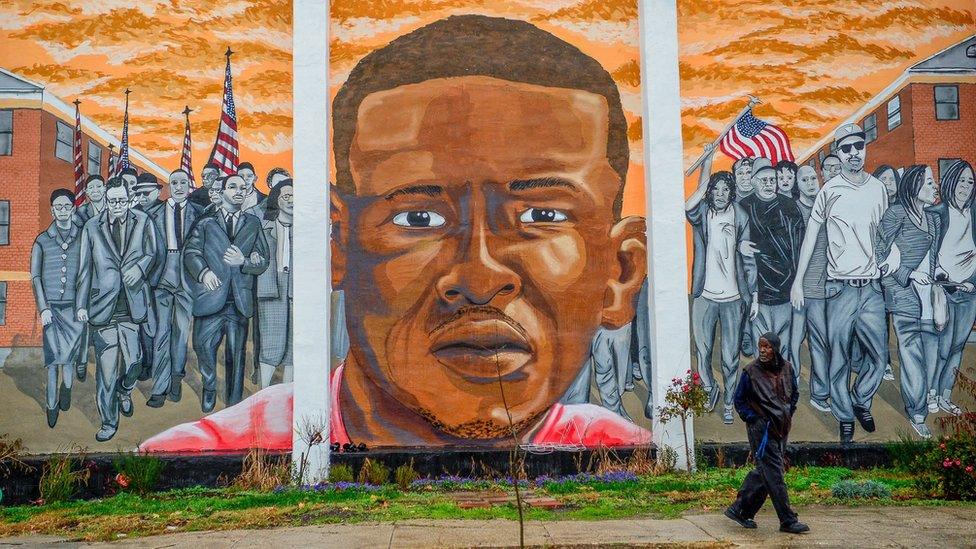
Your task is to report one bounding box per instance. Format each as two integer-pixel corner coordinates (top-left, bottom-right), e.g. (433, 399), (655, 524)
(2, 506), (973, 548)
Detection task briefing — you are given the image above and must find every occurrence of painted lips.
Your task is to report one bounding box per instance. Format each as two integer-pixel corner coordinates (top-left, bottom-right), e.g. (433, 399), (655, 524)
(429, 312), (533, 382)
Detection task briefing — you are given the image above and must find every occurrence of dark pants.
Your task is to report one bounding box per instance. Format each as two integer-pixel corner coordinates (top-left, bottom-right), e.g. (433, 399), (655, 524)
(192, 301), (249, 406)
(731, 420), (798, 526)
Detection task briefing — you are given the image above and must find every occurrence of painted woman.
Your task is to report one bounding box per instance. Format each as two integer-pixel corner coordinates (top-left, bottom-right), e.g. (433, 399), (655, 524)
(875, 165), (942, 439)
(931, 160), (976, 417)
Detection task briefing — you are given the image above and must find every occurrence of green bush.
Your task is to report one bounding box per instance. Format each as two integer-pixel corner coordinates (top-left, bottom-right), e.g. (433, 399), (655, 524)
(885, 434), (933, 473)
(113, 453), (165, 495)
(328, 463), (355, 483)
(39, 456), (89, 504)
(830, 479), (891, 500)
(395, 462), (419, 490)
(358, 458), (390, 485)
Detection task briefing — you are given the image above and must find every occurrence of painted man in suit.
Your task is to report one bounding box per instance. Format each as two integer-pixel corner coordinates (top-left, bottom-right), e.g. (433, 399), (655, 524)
(188, 163), (221, 208)
(76, 177), (157, 442)
(31, 189), (87, 428)
(145, 169), (202, 407)
(184, 174), (269, 411)
(75, 175), (106, 225)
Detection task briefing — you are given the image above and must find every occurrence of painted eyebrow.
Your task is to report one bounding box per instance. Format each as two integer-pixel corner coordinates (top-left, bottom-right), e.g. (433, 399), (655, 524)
(508, 177), (579, 193)
(384, 185), (443, 200)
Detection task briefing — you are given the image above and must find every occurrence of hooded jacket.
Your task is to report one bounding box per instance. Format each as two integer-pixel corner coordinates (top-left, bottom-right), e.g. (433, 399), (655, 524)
(733, 332), (798, 438)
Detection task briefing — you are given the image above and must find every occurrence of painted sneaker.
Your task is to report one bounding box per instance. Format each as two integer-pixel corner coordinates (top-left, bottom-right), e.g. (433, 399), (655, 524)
(937, 397), (962, 417)
(839, 422), (855, 445)
(723, 406), (734, 425)
(853, 405), (876, 433)
(883, 364), (895, 382)
(705, 386), (720, 413)
(911, 416), (932, 439)
(927, 392), (939, 414)
(809, 398), (831, 413)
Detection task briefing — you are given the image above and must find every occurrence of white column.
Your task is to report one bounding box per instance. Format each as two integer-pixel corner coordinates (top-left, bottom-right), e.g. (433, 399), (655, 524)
(638, 0), (695, 470)
(292, 0), (331, 484)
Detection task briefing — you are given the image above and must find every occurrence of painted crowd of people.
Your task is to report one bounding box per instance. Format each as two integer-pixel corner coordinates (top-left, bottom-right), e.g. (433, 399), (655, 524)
(688, 122), (975, 442)
(30, 162), (294, 442)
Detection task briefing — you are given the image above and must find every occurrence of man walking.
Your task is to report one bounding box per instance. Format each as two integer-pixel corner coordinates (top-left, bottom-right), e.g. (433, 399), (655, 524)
(31, 189), (87, 428)
(76, 177), (157, 442)
(725, 332), (809, 534)
(185, 174), (269, 411)
(791, 123), (889, 444)
(146, 169), (202, 407)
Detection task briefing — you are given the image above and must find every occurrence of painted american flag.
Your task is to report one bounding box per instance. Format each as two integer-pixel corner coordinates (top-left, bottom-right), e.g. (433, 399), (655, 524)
(719, 109), (795, 165)
(114, 89), (131, 177)
(180, 106), (196, 187)
(207, 49), (239, 175)
(108, 144), (116, 176)
(72, 100), (86, 206)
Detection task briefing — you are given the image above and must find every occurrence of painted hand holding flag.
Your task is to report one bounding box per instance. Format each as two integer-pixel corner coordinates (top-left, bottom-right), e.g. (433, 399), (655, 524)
(719, 108), (795, 165)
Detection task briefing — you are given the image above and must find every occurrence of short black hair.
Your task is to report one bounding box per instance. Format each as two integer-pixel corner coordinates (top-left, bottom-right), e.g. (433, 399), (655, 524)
(332, 14), (629, 215)
(137, 172), (159, 185)
(264, 178), (294, 221)
(266, 167), (291, 186)
(776, 160), (797, 175)
(120, 167), (138, 178)
(237, 162), (255, 173)
(203, 163), (220, 173)
(50, 188), (75, 205)
(106, 176), (128, 195)
(85, 174), (105, 187)
(212, 175), (228, 192)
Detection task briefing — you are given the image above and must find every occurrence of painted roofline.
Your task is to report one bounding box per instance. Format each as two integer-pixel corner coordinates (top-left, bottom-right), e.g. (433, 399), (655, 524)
(909, 34), (976, 71)
(0, 67), (44, 91)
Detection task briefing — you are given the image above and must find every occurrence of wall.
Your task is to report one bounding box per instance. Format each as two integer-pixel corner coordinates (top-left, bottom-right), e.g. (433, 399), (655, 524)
(862, 87), (917, 175)
(912, 82), (976, 181)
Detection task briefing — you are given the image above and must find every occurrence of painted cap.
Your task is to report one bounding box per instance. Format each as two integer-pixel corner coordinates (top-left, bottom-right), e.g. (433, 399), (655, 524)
(834, 123), (865, 144)
(751, 157), (775, 177)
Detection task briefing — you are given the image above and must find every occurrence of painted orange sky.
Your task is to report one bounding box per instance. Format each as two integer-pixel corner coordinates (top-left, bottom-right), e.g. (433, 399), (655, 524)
(0, 0), (292, 191)
(1, 0), (971, 200)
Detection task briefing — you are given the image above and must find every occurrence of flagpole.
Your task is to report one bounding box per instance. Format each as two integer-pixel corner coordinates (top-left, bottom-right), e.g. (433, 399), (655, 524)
(683, 95), (761, 177)
(182, 105), (195, 186)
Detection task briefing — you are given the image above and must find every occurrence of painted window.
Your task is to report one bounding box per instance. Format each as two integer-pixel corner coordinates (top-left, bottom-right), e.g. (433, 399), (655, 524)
(0, 200), (8, 246)
(939, 158), (961, 183)
(935, 85), (959, 121)
(864, 113), (877, 143)
(54, 120), (72, 162)
(887, 95), (901, 130)
(0, 110), (12, 156)
(87, 142), (102, 175)
(0, 282), (6, 326)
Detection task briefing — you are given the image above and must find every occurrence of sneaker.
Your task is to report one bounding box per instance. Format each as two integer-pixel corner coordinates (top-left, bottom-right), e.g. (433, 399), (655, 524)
(724, 506), (757, 529)
(883, 364), (895, 382)
(853, 405), (876, 433)
(927, 392), (939, 414)
(723, 406), (734, 425)
(780, 521), (810, 534)
(839, 422), (855, 445)
(910, 417), (932, 439)
(95, 425), (117, 442)
(146, 394), (167, 408)
(809, 398), (831, 413)
(705, 386), (720, 412)
(938, 397), (962, 417)
(46, 407), (59, 429)
(120, 392), (134, 417)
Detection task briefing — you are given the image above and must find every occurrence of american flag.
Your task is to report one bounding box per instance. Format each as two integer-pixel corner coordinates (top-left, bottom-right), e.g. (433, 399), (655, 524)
(108, 144), (116, 176)
(207, 48), (239, 175)
(114, 89), (131, 177)
(719, 109), (795, 165)
(180, 106), (196, 187)
(71, 100), (86, 206)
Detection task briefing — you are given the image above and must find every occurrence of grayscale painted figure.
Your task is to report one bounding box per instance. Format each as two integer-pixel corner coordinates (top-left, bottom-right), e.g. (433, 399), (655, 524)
(256, 179), (294, 388)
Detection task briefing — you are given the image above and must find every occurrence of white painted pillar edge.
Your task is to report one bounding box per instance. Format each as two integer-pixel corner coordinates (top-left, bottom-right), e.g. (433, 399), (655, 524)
(638, 0), (696, 471)
(292, 0), (331, 484)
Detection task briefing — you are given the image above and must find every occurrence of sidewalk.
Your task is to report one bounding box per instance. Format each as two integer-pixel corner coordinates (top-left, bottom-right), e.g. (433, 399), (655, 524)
(2, 506), (973, 547)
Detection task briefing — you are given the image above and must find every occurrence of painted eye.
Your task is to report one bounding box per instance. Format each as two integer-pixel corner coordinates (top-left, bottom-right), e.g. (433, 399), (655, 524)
(392, 211), (446, 228)
(519, 208), (568, 223)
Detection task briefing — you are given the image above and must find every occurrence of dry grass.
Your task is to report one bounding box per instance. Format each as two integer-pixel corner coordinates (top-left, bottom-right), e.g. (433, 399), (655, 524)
(233, 447), (291, 492)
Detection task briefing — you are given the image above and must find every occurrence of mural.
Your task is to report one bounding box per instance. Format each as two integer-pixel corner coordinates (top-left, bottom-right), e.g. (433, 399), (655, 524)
(680, 1), (976, 443)
(0, 1), (293, 452)
(143, 1), (658, 451)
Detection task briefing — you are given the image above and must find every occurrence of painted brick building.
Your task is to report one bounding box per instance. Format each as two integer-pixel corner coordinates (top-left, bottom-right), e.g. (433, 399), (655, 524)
(0, 68), (166, 348)
(800, 35), (976, 182)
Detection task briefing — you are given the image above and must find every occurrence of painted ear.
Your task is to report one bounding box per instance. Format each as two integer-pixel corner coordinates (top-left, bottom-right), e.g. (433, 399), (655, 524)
(601, 216), (648, 329)
(330, 186), (347, 288)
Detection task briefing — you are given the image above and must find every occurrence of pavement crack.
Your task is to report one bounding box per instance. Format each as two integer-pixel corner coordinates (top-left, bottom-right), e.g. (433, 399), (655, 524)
(388, 521), (397, 549)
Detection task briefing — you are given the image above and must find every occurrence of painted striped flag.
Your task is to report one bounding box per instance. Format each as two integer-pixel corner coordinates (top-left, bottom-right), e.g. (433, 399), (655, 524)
(108, 144), (116, 176)
(719, 109), (795, 165)
(114, 89), (131, 177)
(180, 106), (196, 187)
(207, 48), (239, 175)
(71, 100), (86, 206)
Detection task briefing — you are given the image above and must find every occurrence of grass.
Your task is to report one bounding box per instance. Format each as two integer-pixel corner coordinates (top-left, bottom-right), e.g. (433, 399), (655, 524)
(1, 467), (972, 542)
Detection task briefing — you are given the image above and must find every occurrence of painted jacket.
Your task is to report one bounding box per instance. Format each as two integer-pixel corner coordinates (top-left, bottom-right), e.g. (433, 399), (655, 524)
(30, 223), (82, 308)
(875, 204), (942, 318)
(686, 201), (757, 300)
(138, 364), (653, 452)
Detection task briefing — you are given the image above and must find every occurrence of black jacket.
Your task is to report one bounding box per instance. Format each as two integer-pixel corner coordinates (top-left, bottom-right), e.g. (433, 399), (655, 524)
(734, 358), (798, 438)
